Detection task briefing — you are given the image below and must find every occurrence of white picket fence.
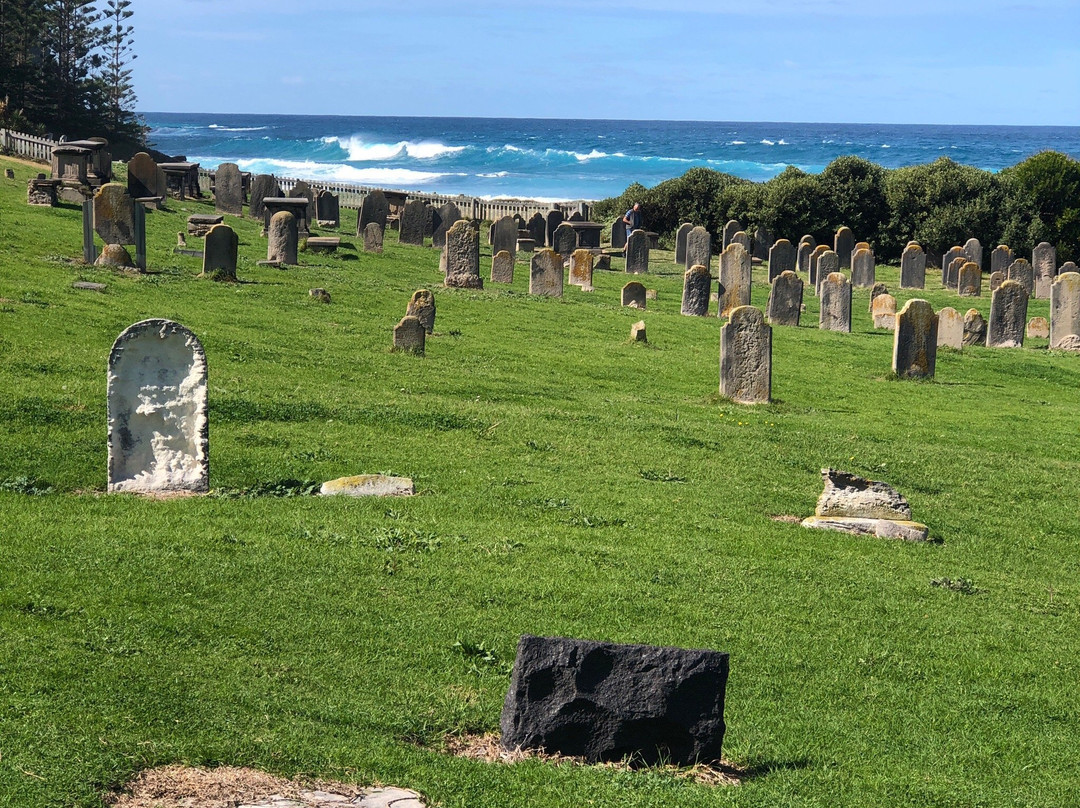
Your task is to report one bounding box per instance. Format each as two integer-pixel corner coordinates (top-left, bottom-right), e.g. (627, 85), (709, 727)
(0, 129), (57, 162)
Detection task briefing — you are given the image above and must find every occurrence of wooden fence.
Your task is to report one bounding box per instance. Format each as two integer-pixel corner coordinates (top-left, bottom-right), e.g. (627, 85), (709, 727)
(0, 129), (57, 163)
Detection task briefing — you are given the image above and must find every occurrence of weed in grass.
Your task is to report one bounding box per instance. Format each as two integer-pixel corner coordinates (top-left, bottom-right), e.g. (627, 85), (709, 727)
(639, 469), (687, 483)
(211, 478), (321, 498)
(931, 577), (984, 595)
(452, 638), (513, 677)
(0, 476), (53, 495)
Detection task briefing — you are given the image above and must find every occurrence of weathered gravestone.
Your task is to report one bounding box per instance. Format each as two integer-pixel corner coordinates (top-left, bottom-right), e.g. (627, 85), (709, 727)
(815, 250), (840, 296)
(753, 225), (773, 262)
(530, 249), (563, 297)
(900, 244), (926, 289)
(569, 249), (594, 288)
(964, 237), (983, 271)
(609, 219), (626, 250)
(685, 226), (711, 272)
(546, 210), (564, 247)
(820, 272), (852, 332)
(622, 281), (647, 309)
(718, 242), (751, 318)
(1060, 261), (1079, 276)
(443, 220), (482, 289)
(869, 282), (888, 312)
(808, 245), (829, 290)
(490, 250), (514, 284)
(674, 223), (693, 264)
(200, 223), (238, 282)
(768, 238), (796, 282)
(94, 183), (135, 245)
(1027, 316), (1050, 339)
(406, 289), (436, 333)
(872, 294), (897, 329)
(500, 635), (729, 766)
(851, 247), (875, 288)
(393, 316), (425, 355)
(248, 174), (281, 222)
(288, 180), (315, 223)
(1051, 272), (1080, 349)
(315, 190), (340, 227)
(625, 229), (650, 274)
(492, 215), (518, 260)
(127, 152), (166, 200)
(630, 320), (647, 342)
(963, 309), (987, 347)
(937, 307), (963, 349)
(958, 261), (982, 296)
(399, 200), (426, 246)
(424, 203), (439, 238)
(720, 306), (771, 404)
(267, 210), (298, 265)
(553, 222), (578, 263)
(941, 246), (964, 286)
(730, 230), (751, 255)
(988, 270), (1005, 292)
(893, 299), (938, 379)
(834, 226), (855, 269)
(358, 189), (390, 235)
(796, 240), (815, 276)
(944, 257), (965, 291)
(1033, 242), (1056, 299)
(214, 162), (243, 216)
(990, 245), (1013, 277)
(722, 219), (741, 250)
(1007, 258), (1034, 296)
(767, 270), (803, 327)
(987, 279), (1028, 348)
(526, 213), (546, 247)
(681, 264), (712, 317)
(107, 319), (208, 494)
(364, 222), (384, 253)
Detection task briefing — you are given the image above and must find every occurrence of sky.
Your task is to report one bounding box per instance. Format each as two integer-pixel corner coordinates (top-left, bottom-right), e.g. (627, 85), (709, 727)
(133, 0), (1080, 126)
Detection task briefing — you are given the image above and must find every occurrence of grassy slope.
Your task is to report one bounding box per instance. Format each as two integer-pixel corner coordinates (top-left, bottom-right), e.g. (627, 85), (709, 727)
(1, 156), (1078, 807)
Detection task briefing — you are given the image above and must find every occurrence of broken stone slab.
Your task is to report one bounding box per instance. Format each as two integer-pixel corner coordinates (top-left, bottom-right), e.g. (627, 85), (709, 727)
(800, 515), (930, 542)
(815, 468), (912, 520)
(320, 475), (415, 497)
(306, 236), (341, 253)
(72, 281), (107, 292)
(187, 213), (223, 236)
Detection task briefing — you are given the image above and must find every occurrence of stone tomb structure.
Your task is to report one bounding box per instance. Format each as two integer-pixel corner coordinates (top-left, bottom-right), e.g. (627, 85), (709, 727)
(214, 162), (243, 216)
(851, 247), (875, 288)
(819, 272), (852, 332)
(681, 264), (712, 316)
(684, 226), (711, 272)
(107, 319), (209, 494)
(801, 468), (929, 541)
(900, 244), (927, 289)
(530, 249), (564, 297)
(159, 162), (201, 200)
(288, 180), (316, 224)
(491, 250), (514, 284)
(937, 307), (963, 349)
(443, 220), (482, 289)
(987, 279), (1028, 348)
(1050, 272), (1080, 349)
(625, 230), (650, 274)
(720, 306), (772, 404)
(569, 249), (594, 288)
(766, 270), (803, 327)
(263, 197), (310, 238)
(768, 238), (796, 282)
(200, 223), (238, 282)
(893, 299), (938, 379)
(718, 243), (751, 318)
(621, 281), (647, 309)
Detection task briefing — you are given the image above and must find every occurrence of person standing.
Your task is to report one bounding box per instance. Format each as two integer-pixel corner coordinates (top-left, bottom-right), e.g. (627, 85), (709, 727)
(622, 202), (643, 251)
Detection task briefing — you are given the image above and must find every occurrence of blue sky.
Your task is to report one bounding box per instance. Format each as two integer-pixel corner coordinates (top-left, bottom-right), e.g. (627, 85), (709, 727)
(134, 0), (1080, 125)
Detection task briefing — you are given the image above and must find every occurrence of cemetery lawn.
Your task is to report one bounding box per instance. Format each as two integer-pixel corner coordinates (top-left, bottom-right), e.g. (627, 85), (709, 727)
(2, 155), (1080, 808)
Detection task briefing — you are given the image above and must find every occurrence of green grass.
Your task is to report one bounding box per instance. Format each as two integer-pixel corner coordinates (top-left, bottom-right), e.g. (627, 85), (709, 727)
(1, 156), (1078, 807)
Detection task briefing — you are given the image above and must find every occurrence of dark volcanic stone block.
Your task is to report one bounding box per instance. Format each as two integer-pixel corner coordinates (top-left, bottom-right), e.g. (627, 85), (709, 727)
(500, 634), (729, 766)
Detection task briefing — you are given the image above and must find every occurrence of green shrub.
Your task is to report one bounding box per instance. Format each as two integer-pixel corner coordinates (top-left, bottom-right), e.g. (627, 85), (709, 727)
(999, 150), (1080, 264)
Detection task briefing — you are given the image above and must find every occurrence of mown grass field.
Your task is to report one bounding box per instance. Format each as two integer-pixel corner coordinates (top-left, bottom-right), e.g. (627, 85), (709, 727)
(1, 155), (1078, 807)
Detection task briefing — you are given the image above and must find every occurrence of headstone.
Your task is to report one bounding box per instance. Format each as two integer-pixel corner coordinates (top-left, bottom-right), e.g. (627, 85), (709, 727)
(249, 174), (280, 221)
(1060, 261), (1079, 275)
(443, 219), (482, 289)
(527, 213), (546, 247)
(595, 254), (611, 271)
(200, 223), (238, 281)
(569, 249), (594, 288)
(718, 243), (751, 318)
(937, 307), (963, 349)
(1050, 272), (1080, 349)
(609, 219), (626, 250)
(358, 189), (390, 235)
(398, 199), (426, 245)
(630, 320), (647, 342)
(529, 249), (563, 297)
(107, 319), (208, 494)
(1026, 316), (1049, 339)
(989, 271), (1005, 292)
(722, 219), (741, 250)
(766, 270), (803, 327)
(622, 281), (647, 309)
(213, 162), (243, 216)
(517, 238), (535, 253)
(893, 299), (938, 379)
(288, 180), (315, 223)
(720, 306), (772, 404)
(1033, 242), (1056, 299)
(796, 240), (815, 276)
(946, 256), (966, 290)
(815, 250), (840, 296)
(851, 247), (875, 288)
(625, 229), (649, 274)
(990, 245), (1013, 276)
(315, 190), (340, 227)
(491, 250), (515, 284)
(730, 230), (751, 255)
(127, 152), (166, 199)
(958, 261), (982, 296)
(393, 316), (425, 354)
(869, 282), (888, 312)
(987, 279), (1028, 348)
(262, 197), (310, 238)
(963, 237), (983, 271)
(681, 264), (712, 316)
(942, 247), (965, 286)
(493, 215), (518, 260)
(834, 226), (855, 269)
(553, 222), (578, 262)
(1007, 258), (1034, 296)
(674, 223), (693, 264)
(963, 309), (987, 347)
(684, 225), (711, 272)
(267, 210), (298, 265)
(819, 272), (852, 332)
(406, 289), (436, 333)
(752, 225), (773, 262)
(93, 183), (135, 245)
(424, 203), (439, 238)
(768, 238), (796, 282)
(872, 294), (897, 329)
(808, 244), (829, 289)
(900, 244), (927, 289)
(363, 222), (384, 253)
(546, 210), (564, 247)
(4, 168), (13, 179)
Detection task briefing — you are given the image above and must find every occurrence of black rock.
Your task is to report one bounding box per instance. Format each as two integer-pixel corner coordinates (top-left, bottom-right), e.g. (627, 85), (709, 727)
(500, 635), (729, 766)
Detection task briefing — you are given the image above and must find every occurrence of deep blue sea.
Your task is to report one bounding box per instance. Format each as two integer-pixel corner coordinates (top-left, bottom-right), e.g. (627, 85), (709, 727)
(143, 112), (1080, 202)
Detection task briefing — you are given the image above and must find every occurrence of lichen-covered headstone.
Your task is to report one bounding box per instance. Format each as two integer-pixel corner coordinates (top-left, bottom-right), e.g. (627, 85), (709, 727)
(248, 174), (280, 221)
(730, 230), (751, 255)
(214, 162), (243, 216)
(808, 245), (829, 289)
(851, 247), (875, 288)
(797, 239), (815, 275)
(990, 245), (1013, 277)
(267, 210), (298, 265)
(530, 249), (563, 297)
(630, 320), (647, 342)
(681, 264), (712, 316)
(553, 222), (577, 263)
(93, 183), (135, 245)
(893, 299), (938, 378)
(364, 222), (384, 253)
(964, 237), (983, 271)
(569, 249), (594, 288)
(766, 270), (803, 327)
(722, 219), (741, 250)
(1026, 316), (1049, 339)
(989, 270), (1005, 292)
(872, 293), (897, 329)
(815, 250), (840, 296)
(406, 289), (436, 333)
(674, 222), (693, 264)
(869, 282), (888, 312)
(768, 238), (796, 282)
(834, 226), (855, 269)
(358, 189), (390, 235)
(963, 309), (987, 347)
(622, 281), (646, 309)
(685, 225), (711, 272)
(625, 229), (649, 274)
(718, 242), (751, 318)
(720, 305), (771, 404)
(493, 215), (518, 260)
(1007, 258), (1034, 296)
(107, 319), (208, 494)
(1050, 272), (1080, 349)
(943, 257), (964, 291)
(937, 307), (963, 349)
(1060, 261), (1079, 276)
(399, 199), (426, 246)
(201, 223), (238, 281)
(958, 261), (981, 296)
(393, 316), (425, 354)
(443, 220), (482, 289)
(900, 244), (927, 289)
(491, 250), (514, 284)
(820, 272), (852, 332)
(987, 279), (1028, 348)
(942, 246), (964, 286)
(1033, 242), (1056, 299)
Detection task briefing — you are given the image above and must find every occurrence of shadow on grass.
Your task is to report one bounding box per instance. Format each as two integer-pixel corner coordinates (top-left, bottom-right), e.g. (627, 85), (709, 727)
(740, 757), (815, 780)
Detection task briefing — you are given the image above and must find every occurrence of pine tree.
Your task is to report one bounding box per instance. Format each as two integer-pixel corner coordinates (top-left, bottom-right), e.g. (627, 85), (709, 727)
(99, 0), (141, 142)
(42, 0), (107, 136)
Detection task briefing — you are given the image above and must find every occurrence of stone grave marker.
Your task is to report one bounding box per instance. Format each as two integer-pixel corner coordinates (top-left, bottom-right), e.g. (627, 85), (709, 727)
(364, 222), (384, 253)
(722, 219), (741, 250)
(893, 299), (938, 379)
(406, 289), (436, 333)
(1008, 258), (1034, 296)
(1051, 272), (1080, 349)
(964, 237), (983, 270)
(989, 270), (1005, 292)
(93, 183), (135, 245)
(958, 261), (982, 296)
(720, 306), (771, 404)
(267, 210), (298, 265)
(963, 309), (987, 347)
(214, 163), (243, 216)
(718, 242), (751, 318)
(127, 152), (166, 200)
(248, 174), (280, 221)
(674, 223), (693, 264)
(937, 306), (963, 349)
(358, 189), (390, 235)
(1033, 242), (1056, 299)
(943, 257), (964, 290)
(768, 238), (796, 282)
(900, 244), (926, 289)
(431, 202), (460, 248)
(834, 226), (855, 269)
(491, 250), (514, 284)
(399, 200), (426, 245)
(553, 222), (578, 262)
(851, 247), (875, 288)
(107, 319), (208, 494)
(393, 316), (425, 354)
(942, 247), (964, 285)
(685, 226), (711, 272)
(569, 249), (594, 288)
(443, 220), (482, 289)
(289, 180), (315, 223)
(987, 279), (1028, 348)
(990, 245), (1013, 276)
(1060, 261), (1079, 275)
(622, 281), (646, 309)
(546, 210), (564, 247)
(809, 244), (829, 289)
(869, 282), (888, 312)
(315, 190), (340, 227)
(753, 225), (773, 261)
(730, 230), (751, 255)
(625, 229), (649, 274)
(681, 264), (712, 316)
(525, 213), (545, 247)
(1027, 316), (1049, 339)
(530, 249), (564, 297)
(819, 272), (852, 332)
(815, 250), (840, 296)
(200, 223), (238, 281)
(493, 215), (518, 260)
(610, 219), (627, 250)
(872, 294), (897, 329)
(767, 270), (803, 327)
(797, 240), (814, 276)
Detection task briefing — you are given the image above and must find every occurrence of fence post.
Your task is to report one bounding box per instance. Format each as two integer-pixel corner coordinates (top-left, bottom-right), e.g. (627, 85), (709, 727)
(82, 201), (97, 264)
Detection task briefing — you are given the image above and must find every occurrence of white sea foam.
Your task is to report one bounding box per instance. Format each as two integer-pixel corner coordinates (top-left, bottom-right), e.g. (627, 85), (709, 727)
(761, 139), (775, 146)
(881, 144), (891, 148)
(731, 140), (746, 145)
(478, 171), (510, 178)
(778, 139), (789, 145)
(226, 157), (462, 185)
(323, 135), (467, 161)
(208, 124), (269, 132)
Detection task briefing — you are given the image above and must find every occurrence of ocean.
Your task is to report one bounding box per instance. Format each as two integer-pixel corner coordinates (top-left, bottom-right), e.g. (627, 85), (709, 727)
(143, 112), (1080, 202)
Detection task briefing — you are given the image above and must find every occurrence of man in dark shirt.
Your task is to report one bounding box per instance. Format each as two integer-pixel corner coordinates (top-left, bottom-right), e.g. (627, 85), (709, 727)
(622, 203), (643, 251)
